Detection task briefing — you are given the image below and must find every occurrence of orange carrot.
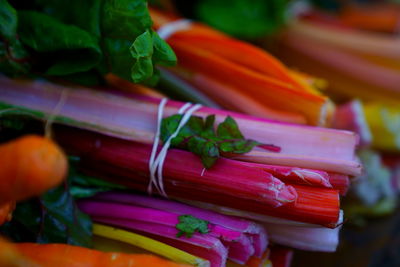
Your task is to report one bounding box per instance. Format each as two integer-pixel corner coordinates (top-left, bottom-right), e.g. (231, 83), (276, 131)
(0, 237), (40, 267)
(0, 202), (15, 225)
(13, 242), (191, 267)
(0, 135), (67, 204)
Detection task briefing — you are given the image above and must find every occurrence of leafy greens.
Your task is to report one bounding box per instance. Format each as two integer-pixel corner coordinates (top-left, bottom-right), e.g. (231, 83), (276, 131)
(0, 0), (176, 85)
(0, 178), (93, 247)
(176, 215), (210, 238)
(161, 114), (261, 168)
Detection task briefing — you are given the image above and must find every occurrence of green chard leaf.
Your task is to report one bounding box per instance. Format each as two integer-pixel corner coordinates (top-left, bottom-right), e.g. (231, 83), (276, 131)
(176, 215), (210, 238)
(151, 31), (177, 67)
(99, 0), (176, 84)
(69, 157), (126, 199)
(2, 0), (176, 85)
(129, 30), (154, 82)
(0, 0), (30, 75)
(0, 169), (93, 247)
(217, 116), (244, 139)
(161, 114), (262, 168)
(17, 10), (102, 76)
(0, 0), (17, 40)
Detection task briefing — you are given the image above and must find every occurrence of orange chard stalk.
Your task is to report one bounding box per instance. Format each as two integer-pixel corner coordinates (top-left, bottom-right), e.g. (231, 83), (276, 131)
(169, 67), (307, 124)
(170, 40), (329, 125)
(169, 34), (307, 92)
(0, 237), (39, 267)
(150, 8), (331, 126)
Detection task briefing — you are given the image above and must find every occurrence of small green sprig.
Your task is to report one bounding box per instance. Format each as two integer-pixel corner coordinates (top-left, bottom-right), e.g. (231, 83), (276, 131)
(176, 215), (210, 238)
(161, 114), (261, 168)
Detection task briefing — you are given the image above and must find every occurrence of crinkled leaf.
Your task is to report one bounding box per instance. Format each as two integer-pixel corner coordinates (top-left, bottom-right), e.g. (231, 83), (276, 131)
(217, 116), (244, 139)
(200, 141), (219, 169)
(100, 38), (133, 80)
(17, 10), (102, 76)
(176, 215), (210, 238)
(3, 0), (176, 85)
(129, 30), (154, 82)
(100, 0), (176, 83)
(130, 30), (153, 58)
(187, 136), (219, 168)
(161, 114), (263, 168)
(131, 57), (154, 83)
(219, 139), (261, 154)
(202, 115), (216, 139)
(152, 31), (177, 66)
(141, 67), (161, 87)
(101, 0), (152, 39)
(34, 0), (102, 37)
(161, 114), (183, 146)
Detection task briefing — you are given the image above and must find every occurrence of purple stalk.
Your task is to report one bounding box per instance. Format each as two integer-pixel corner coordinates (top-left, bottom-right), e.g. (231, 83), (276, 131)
(0, 76), (360, 176)
(92, 192), (269, 260)
(247, 225), (268, 258)
(222, 236), (254, 264)
(93, 192), (258, 233)
(79, 198), (265, 263)
(94, 217), (228, 267)
(78, 200), (242, 242)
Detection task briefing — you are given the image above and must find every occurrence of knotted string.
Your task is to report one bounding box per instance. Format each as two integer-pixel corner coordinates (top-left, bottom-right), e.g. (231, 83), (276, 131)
(148, 98), (202, 197)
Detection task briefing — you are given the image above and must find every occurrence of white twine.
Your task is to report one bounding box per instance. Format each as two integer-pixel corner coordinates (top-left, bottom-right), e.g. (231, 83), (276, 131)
(148, 98), (202, 197)
(157, 19), (192, 40)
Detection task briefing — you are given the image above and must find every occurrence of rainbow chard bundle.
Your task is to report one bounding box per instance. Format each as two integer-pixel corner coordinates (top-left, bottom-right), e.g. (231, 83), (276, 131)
(0, 77), (360, 263)
(149, 8), (333, 126)
(79, 192), (268, 267)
